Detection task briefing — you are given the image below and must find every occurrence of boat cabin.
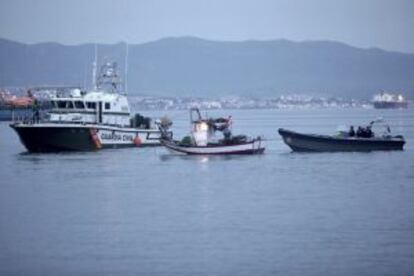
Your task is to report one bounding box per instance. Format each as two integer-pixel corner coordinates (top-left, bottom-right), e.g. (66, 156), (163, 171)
(189, 108), (232, 146)
(46, 62), (133, 127)
(48, 88), (131, 127)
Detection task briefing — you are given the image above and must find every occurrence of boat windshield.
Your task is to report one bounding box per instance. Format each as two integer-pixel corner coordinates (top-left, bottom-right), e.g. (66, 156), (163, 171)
(86, 102), (96, 109)
(74, 101), (85, 109)
(57, 101), (67, 108)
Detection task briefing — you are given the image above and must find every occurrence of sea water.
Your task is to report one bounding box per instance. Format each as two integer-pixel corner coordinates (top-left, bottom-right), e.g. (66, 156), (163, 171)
(0, 108), (413, 276)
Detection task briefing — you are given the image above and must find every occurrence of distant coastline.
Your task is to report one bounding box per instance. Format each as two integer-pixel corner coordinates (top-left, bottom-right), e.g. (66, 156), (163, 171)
(128, 95), (374, 111)
(1, 36), (414, 100)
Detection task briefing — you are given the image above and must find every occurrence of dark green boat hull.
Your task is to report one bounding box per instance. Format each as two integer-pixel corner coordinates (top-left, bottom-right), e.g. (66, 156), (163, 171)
(278, 128), (405, 152)
(11, 125), (99, 152)
(10, 124), (161, 152)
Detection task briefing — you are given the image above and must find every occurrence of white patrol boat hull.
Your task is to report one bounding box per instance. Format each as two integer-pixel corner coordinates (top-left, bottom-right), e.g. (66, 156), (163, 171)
(161, 138), (265, 155)
(10, 122), (164, 152)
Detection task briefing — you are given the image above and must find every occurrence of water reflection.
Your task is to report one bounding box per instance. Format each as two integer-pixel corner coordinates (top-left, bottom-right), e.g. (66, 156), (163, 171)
(1, 109), (414, 275)
(158, 153), (259, 162)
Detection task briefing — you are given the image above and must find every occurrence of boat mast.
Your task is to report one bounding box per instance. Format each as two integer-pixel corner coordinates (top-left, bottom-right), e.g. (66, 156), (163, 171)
(92, 44), (98, 90)
(124, 42), (129, 95)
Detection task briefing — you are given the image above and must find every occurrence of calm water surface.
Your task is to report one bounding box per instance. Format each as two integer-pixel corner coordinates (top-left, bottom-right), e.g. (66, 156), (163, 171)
(0, 108), (414, 276)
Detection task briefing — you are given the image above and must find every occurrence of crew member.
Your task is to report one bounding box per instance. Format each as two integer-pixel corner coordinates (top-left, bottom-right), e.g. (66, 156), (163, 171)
(32, 99), (40, 123)
(349, 126), (355, 137)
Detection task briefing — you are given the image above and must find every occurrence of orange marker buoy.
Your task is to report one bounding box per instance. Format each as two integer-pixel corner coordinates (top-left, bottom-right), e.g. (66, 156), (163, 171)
(90, 128), (102, 149)
(134, 135), (141, 146)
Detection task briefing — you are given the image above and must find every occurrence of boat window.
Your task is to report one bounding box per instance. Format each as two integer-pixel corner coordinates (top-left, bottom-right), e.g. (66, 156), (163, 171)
(51, 101), (58, 108)
(57, 101), (66, 108)
(86, 102), (96, 109)
(67, 101), (74, 109)
(74, 101), (85, 109)
(105, 102), (110, 110)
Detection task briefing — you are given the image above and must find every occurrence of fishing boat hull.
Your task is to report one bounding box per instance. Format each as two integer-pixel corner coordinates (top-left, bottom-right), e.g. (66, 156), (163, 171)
(278, 128), (405, 152)
(10, 123), (164, 152)
(161, 139), (265, 155)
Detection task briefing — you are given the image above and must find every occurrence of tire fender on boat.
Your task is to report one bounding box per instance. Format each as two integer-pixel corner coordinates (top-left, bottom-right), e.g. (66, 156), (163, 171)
(90, 128), (102, 149)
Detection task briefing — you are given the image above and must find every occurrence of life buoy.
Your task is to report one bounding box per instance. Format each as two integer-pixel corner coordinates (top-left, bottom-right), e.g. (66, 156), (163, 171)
(90, 128), (102, 149)
(133, 135), (141, 146)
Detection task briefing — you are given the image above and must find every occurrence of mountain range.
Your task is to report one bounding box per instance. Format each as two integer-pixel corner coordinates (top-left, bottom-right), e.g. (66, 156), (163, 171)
(1, 36), (414, 99)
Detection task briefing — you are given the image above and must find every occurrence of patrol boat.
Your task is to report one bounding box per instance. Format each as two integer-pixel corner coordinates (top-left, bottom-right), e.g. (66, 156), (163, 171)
(278, 119), (405, 152)
(10, 62), (167, 152)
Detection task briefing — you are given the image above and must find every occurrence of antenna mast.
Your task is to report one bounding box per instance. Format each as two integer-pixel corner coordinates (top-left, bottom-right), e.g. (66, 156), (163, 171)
(92, 44), (98, 90)
(124, 43), (129, 95)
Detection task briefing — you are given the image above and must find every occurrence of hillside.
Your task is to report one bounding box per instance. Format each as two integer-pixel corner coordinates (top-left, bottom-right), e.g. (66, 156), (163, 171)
(1, 37), (414, 99)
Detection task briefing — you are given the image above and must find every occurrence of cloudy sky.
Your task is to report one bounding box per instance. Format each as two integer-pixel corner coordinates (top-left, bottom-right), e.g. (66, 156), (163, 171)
(0, 0), (413, 53)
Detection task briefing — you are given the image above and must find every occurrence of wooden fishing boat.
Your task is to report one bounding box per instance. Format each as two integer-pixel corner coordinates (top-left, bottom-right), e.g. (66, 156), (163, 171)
(158, 108), (265, 155)
(160, 137), (264, 155)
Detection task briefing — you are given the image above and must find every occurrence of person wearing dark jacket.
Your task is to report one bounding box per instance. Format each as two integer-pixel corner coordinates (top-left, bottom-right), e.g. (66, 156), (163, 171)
(366, 126), (373, 138)
(356, 126), (363, 137)
(32, 99), (40, 123)
(349, 126), (355, 137)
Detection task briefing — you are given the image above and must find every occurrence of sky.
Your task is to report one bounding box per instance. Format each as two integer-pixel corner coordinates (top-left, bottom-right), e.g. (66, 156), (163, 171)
(0, 0), (413, 53)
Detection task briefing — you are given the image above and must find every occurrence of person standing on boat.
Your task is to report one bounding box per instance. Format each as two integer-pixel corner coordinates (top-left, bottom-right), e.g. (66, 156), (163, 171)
(349, 126), (355, 137)
(366, 125), (373, 138)
(223, 127), (232, 140)
(32, 98), (40, 123)
(356, 126), (363, 137)
(222, 116), (233, 141)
